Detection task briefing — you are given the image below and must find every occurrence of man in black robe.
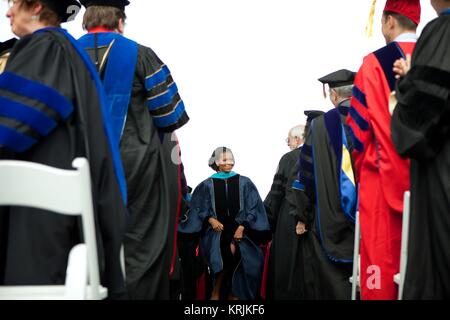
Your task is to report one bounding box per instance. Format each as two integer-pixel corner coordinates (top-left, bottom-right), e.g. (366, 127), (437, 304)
(0, 0), (127, 299)
(78, 0), (189, 299)
(264, 126), (304, 300)
(391, 0), (450, 299)
(290, 69), (357, 299)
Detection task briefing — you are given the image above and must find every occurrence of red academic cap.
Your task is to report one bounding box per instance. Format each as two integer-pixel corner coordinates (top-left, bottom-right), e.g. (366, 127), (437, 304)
(384, 0), (421, 25)
(80, 0), (130, 11)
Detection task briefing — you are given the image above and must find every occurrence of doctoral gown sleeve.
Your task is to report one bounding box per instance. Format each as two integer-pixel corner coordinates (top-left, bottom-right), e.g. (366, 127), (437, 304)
(141, 47), (189, 133)
(178, 180), (215, 233)
(0, 33), (75, 153)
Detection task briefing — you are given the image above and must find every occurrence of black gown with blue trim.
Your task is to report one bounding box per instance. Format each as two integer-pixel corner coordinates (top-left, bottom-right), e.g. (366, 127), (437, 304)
(289, 102), (355, 299)
(0, 29), (127, 298)
(179, 174), (271, 300)
(78, 33), (189, 299)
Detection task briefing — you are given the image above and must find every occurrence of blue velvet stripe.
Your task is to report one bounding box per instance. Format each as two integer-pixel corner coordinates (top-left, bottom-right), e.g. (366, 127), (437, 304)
(352, 85), (367, 108)
(148, 82), (179, 110)
(292, 179), (305, 191)
(324, 108), (342, 161)
(349, 106), (369, 131)
(152, 99), (186, 128)
(0, 125), (36, 152)
(441, 8), (450, 15)
(0, 72), (73, 119)
(79, 33), (138, 142)
(0, 96), (57, 136)
(300, 143), (312, 156)
(44, 27), (128, 205)
(299, 156), (313, 173)
(374, 42), (405, 92)
(145, 65), (170, 90)
(347, 125), (364, 153)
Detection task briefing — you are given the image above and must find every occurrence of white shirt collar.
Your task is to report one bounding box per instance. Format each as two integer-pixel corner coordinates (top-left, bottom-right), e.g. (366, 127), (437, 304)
(394, 33), (418, 43)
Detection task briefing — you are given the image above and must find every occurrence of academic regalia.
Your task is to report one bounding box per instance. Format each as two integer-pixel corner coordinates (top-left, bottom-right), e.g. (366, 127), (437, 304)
(391, 9), (450, 299)
(0, 39), (17, 74)
(293, 103), (356, 300)
(346, 35), (416, 299)
(179, 173), (271, 300)
(264, 148), (304, 300)
(78, 30), (189, 299)
(0, 28), (127, 298)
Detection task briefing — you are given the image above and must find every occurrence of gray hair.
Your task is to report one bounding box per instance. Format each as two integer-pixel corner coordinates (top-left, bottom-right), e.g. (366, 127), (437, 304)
(289, 125), (305, 140)
(333, 84), (354, 99)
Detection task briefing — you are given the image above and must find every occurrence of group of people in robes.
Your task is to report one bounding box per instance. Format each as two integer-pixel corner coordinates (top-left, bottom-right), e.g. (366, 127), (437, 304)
(0, 0), (189, 300)
(0, 0), (449, 301)
(265, 70), (356, 300)
(263, 0), (450, 301)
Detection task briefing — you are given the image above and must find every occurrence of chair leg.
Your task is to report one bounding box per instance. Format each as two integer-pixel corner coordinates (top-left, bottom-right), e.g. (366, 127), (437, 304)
(351, 211), (360, 300)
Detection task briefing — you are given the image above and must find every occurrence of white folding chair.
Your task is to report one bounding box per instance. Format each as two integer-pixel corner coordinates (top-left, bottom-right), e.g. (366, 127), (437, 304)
(350, 210), (360, 300)
(393, 191), (411, 300)
(0, 158), (107, 300)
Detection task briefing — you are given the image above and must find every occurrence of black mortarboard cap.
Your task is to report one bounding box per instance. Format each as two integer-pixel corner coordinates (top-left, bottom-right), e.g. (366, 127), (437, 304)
(318, 69), (356, 98)
(304, 110), (325, 123)
(80, 0), (130, 11)
(0, 38), (17, 55)
(318, 69), (356, 89)
(40, 0), (81, 22)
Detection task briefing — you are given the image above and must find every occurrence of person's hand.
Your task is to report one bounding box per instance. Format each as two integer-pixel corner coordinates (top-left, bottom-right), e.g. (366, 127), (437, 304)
(208, 217), (224, 232)
(393, 54), (411, 79)
(233, 225), (244, 242)
(230, 242), (236, 255)
(296, 221), (307, 235)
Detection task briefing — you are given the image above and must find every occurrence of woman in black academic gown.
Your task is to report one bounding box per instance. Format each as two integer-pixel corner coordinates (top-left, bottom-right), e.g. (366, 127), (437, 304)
(179, 147), (271, 300)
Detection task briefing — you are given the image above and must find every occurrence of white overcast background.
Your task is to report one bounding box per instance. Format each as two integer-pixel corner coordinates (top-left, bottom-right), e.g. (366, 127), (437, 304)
(0, 0), (437, 197)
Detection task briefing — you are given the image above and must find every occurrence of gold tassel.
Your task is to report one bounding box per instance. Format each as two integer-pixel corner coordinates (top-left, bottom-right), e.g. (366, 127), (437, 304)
(365, 0), (377, 38)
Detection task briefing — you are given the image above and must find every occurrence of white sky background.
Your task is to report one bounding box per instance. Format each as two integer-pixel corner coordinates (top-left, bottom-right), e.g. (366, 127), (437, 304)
(0, 0), (437, 197)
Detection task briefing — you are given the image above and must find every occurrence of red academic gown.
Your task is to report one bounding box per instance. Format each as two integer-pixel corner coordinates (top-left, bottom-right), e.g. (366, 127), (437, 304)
(347, 41), (415, 300)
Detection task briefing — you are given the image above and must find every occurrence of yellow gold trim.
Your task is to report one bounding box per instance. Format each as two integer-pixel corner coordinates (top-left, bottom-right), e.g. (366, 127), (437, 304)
(365, 0), (377, 38)
(342, 145), (355, 186)
(145, 64), (166, 79)
(148, 88), (169, 101)
(153, 99), (181, 118)
(99, 39), (115, 74)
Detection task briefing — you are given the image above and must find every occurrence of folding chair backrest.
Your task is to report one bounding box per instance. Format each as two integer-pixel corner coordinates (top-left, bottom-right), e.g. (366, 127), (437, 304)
(0, 158), (100, 299)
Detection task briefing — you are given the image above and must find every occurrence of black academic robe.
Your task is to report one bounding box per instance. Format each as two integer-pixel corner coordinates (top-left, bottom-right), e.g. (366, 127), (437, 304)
(0, 29), (127, 298)
(391, 11), (450, 299)
(290, 103), (355, 300)
(264, 148), (304, 300)
(179, 174), (271, 300)
(80, 36), (188, 299)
